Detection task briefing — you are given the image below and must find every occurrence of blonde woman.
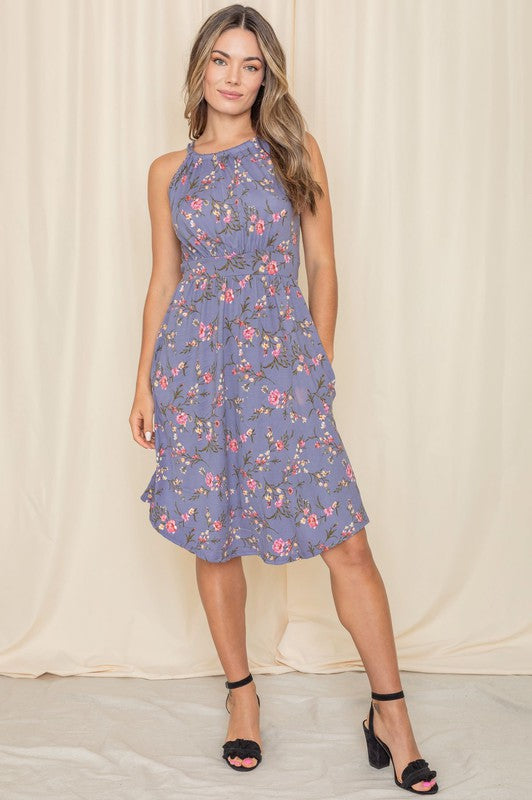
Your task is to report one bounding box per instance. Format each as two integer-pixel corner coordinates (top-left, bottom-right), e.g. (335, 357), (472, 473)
(130, 4), (438, 793)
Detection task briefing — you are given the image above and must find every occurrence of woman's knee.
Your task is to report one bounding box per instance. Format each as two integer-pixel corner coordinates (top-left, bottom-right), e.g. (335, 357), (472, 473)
(320, 528), (374, 569)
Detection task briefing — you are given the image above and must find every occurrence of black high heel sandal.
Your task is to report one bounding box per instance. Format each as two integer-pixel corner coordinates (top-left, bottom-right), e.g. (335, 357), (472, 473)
(362, 689), (438, 794)
(222, 672), (262, 771)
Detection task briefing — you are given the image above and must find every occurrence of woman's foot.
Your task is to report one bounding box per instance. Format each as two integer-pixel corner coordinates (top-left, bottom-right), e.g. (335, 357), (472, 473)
(363, 696), (437, 792)
(225, 679), (262, 768)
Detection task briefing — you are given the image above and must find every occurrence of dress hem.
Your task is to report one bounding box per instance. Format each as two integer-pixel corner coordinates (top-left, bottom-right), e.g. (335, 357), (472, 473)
(140, 492), (369, 565)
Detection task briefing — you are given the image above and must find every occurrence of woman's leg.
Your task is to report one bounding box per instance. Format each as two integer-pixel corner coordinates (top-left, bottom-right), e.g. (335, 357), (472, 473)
(320, 529), (437, 792)
(195, 555), (262, 768)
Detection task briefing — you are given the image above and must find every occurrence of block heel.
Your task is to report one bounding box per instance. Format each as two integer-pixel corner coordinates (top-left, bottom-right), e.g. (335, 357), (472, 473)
(362, 714), (391, 768)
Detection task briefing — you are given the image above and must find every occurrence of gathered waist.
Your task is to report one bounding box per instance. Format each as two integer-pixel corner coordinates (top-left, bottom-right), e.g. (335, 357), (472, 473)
(180, 250), (299, 282)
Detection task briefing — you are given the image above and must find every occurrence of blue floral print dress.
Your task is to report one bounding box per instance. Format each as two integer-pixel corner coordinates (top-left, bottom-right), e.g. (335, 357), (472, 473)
(140, 136), (370, 564)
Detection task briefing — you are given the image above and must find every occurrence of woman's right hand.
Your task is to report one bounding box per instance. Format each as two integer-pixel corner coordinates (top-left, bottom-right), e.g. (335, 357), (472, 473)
(130, 388), (155, 449)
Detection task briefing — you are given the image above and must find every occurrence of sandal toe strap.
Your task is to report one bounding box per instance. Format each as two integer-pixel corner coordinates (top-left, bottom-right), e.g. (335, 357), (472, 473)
(400, 758), (437, 788)
(222, 738), (262, 760)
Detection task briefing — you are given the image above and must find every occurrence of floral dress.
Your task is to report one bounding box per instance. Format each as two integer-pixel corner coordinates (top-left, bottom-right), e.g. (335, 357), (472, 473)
(140, 136), (370, 564)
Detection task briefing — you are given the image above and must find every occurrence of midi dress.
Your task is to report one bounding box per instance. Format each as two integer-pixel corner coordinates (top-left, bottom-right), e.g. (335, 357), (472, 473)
(140, 135), (370, 564)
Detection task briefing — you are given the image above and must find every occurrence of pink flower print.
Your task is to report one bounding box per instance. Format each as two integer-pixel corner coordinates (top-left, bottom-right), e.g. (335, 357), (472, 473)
(203, 371), (213, 383)
(171, 366), (180, 376)
(355, 512), (364, 522)
(160, 375), (169, 389)
(239, 432), (248, 442)
(250, 213), (257, 222)
(273, 538), (286, 554)
(213, 520), (223, 531)
(303, 507), (310, 515)
(190, 198), (204, 210)
(324, 506), (334, 516)
(161, 514), (167, 522)
(176, 412), (189, 425)
(181, 511), (190, 522)
(346, 463), (353, 478)
(243, 326), (255, 340)
(287, 486), (294, 495)
(308, 514), (319, 528)
(247, 478), (257, 492)
(275, 497), (283, 508)
(275, 440), (284, 450)
(272, 347), (281, 358)
(267, 260), (278, 274)
(199, 321), (208, 339)
(228, 438), (239, 452)
(268, 388), (281, 406)
(166, 519), (177, 533)
(272, 212), (280, 222)
(155, 368), (162, 378)
(224, 288), (235, 303)
(223, 212), (232, 222)
(256, 219), (265, 234)
(205, 472), (215, 488)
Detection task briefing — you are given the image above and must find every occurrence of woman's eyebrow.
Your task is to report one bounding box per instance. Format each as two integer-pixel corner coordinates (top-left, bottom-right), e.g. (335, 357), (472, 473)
(211, 49), (264, 64)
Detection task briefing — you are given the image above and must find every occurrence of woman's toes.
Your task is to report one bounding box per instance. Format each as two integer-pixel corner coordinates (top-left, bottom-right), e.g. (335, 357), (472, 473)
(412, 779), (436, 791)
(229, 755), (257, 768)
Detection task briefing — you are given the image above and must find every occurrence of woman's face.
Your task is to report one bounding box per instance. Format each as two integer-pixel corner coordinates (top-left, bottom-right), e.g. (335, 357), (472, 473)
(203, 28), (265, 118)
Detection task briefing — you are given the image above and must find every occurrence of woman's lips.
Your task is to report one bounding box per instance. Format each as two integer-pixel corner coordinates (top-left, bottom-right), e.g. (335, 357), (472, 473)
(218, 90), (243, 99)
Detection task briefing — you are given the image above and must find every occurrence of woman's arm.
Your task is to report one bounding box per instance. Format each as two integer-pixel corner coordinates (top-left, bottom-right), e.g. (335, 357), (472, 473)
(130, 151), (185, 447)
(299, 132), (338, 364)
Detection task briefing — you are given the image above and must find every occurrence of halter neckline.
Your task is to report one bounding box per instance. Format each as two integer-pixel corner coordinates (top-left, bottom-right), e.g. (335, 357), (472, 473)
(188, 136), (259, 158)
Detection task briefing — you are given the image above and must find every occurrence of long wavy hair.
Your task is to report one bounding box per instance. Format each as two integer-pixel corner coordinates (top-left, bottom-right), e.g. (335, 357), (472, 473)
(182, 4), (324, 215)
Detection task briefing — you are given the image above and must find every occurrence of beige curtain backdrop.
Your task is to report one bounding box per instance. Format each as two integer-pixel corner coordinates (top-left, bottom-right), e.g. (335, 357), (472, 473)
(1, 0), (530, 679)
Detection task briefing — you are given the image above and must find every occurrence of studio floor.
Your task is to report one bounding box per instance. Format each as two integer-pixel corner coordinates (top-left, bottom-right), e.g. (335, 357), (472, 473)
(0, 670), (529, 798)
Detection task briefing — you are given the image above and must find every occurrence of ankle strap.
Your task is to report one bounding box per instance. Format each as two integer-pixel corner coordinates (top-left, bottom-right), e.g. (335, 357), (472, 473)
(225, 672), (253, 690)
(371, 689), (404, 700)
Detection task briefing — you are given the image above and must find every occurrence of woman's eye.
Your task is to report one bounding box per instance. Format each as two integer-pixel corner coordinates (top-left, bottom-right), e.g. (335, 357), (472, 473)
(212, 58), (258, 72)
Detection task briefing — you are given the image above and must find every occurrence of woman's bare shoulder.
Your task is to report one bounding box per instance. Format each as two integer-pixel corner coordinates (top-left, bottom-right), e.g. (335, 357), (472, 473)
(148, 146), (189, 189)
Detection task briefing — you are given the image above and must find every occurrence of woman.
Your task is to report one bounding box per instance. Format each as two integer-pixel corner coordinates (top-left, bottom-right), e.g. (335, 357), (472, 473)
(129, 4), (438, 793)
